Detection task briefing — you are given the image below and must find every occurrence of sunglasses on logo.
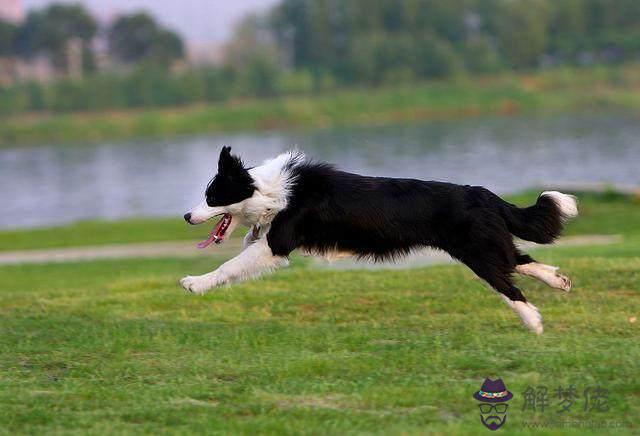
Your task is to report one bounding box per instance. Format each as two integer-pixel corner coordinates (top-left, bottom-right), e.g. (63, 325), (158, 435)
(478, 403), (509, 413)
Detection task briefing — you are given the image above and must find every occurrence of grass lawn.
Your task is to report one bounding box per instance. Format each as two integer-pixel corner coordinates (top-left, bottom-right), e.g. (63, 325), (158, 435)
(0, 193), (638, 434)
(0, 218), (203, 252)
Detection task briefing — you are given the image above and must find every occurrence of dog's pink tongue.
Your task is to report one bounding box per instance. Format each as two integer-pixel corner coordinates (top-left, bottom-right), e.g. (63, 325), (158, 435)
(196, 231), (218, 249)
(197, 214), (231, 249)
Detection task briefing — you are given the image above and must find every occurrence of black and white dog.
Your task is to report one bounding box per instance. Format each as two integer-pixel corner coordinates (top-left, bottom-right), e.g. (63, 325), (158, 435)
(181, 147), (578, 334)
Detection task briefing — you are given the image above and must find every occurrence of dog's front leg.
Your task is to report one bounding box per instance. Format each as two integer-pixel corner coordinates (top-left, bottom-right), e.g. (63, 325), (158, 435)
(180, 238), (288, 294)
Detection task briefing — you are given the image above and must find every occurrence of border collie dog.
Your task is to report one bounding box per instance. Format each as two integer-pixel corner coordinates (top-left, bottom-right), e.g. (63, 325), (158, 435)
(182, 147), (578, 334)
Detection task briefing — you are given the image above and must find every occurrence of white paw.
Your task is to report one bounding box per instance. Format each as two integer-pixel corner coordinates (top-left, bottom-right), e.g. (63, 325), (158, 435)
(514, 301), (544, 335)
(554, 272), (572, 292)
(180, 274), (216, 295)
(540, 266), (572, 292)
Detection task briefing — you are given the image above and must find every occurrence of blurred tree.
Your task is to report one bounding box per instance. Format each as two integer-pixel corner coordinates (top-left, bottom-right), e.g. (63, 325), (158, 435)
(24, 81), (46, 111)
(150, 30), (184, 66)
(414, 33), (462, 78)
(107, 12), (184, 67)
(271, 0), (313, 68)
(463, 37), (502, 73)
(0, 19), (17, 56)
(201, 66), (235, 102)
(550, 0), (587, 37)
(226, 14), (282, 96)
(4, 0), (640, 116)
(15, 4), (96, 73)
(495, 0), (551, 69)
(268, 0), (640, 80)
(413, 0), (469, 44)
(348, 32), (390, 84)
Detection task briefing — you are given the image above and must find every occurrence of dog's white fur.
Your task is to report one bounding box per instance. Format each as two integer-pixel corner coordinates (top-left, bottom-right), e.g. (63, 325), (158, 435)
(181, 152), (299, 293)
(516, 262), (572, 292)
(540, 191), (578, 220)
(500, 295), (543, 335)
(180, 238), (288, 294)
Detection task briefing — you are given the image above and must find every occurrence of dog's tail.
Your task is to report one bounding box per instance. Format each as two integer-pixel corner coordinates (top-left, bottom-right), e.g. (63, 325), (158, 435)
(500, 191), (578, 244)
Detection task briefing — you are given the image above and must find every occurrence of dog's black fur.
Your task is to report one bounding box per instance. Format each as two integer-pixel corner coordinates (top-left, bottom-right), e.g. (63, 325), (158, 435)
(183, 148), (576, 331)
(266, 160), (568, 305)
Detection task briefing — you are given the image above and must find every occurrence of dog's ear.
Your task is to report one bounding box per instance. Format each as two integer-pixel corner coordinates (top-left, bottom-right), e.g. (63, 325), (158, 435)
(217, 146), (246, 177)
(218, 146), (233, 173)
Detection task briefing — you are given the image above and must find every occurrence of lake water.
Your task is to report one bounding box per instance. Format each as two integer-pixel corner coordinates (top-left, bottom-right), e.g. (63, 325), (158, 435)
(1, 113), (639, 229)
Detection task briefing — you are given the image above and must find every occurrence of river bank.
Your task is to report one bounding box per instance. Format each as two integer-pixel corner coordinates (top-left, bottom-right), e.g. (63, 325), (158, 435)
(2, 65), (640, 146)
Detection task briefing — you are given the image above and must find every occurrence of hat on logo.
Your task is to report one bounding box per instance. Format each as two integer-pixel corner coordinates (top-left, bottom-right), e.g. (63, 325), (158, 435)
(473, 378), (513, 403)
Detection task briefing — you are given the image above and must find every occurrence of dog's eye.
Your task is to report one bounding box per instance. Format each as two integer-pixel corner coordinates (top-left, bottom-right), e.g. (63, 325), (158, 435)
(205, 192), (216, 206)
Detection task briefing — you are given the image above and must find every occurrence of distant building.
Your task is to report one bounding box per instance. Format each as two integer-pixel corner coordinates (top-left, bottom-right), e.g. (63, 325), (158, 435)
(0, 0), (24, 23)
(187, 42), (225, 66)
(0, 0), (23, 85)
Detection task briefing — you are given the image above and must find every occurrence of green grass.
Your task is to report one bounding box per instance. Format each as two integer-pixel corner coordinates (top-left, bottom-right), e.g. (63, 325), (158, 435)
(0, 194), (638, 434)
(0, 218), (202, 251)
(3, 64), (640, 145)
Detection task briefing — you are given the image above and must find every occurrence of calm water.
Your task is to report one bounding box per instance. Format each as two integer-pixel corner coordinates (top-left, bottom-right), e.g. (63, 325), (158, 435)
(1, 113), (639, 229)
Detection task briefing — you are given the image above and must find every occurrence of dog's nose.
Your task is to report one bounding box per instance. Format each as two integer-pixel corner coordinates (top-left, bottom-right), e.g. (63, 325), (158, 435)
(183, 213), (192, 223)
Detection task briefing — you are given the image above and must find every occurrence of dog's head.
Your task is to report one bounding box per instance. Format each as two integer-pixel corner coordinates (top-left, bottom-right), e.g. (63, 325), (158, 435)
(184, 146), (255, 247)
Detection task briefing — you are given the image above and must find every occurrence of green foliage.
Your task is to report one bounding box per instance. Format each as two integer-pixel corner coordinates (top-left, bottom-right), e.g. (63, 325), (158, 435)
(495, 0), (551, 69)
(14, 4), (96, 72)
(275, 70), (315, 94)
(0, 65), (240, 115)
(23, 82), (46, 111)
(0, 85), (29, 114)
(270, 0), (640, 82)
(0, 19), (16, 56)
(241, 56), (280, 97)
(349, 32), (412, 84)
(347, 32), (461, 85)
(3, 64), (640, 144)
(107, 12), (184, 67)
(226, 14), (284, 97)
(200, 66), (236, 102)
(3, 0), (640, 116)
(462, 37), (502, 73)
(414, 34), (462, 78)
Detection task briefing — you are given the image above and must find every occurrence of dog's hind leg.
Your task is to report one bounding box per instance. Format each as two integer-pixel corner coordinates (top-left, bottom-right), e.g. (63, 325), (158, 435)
(465, 258), (544, 335)
(515, 252), (572, 292)
(452, 214), (543, 334)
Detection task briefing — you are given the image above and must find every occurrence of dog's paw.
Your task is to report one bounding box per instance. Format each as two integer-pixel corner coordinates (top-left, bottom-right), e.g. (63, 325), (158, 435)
(513, 301), (544, 335)
(554, 272), (572, 292)
(180, 275), (212, 295)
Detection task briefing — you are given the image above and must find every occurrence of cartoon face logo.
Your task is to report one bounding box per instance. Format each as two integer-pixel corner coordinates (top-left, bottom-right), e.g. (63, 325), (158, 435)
(473, 378), (513, 431)
(478, 402), (509, 430)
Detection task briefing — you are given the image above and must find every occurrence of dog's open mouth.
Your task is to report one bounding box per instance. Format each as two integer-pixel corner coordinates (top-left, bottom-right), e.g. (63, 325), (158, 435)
(197, 213), (234, 248)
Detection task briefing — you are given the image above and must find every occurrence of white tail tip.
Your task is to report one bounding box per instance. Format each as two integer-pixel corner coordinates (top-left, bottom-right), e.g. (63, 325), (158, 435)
(541, 191), (578, 220)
